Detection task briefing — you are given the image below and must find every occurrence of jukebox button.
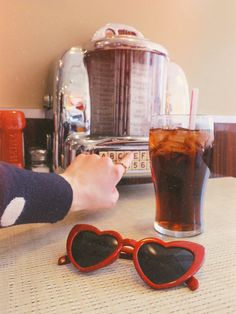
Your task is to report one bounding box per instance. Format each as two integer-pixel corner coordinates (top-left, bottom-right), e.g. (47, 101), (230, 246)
(117, 152), (124, 160)
(99, 151), (108, 157)
(108, 151), (117, 161)
(132, 161), (139, 170)
(140, 161), (147, 170)
(140, 151), (147, 160)
(133, 151), (140, 160)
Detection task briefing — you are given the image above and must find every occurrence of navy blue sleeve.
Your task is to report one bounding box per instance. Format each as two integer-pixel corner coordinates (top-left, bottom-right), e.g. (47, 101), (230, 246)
(0, 162), (73, 227)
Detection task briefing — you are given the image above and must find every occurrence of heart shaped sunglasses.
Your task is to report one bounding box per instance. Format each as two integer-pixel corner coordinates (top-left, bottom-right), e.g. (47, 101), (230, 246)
(58, 224), (205, 291)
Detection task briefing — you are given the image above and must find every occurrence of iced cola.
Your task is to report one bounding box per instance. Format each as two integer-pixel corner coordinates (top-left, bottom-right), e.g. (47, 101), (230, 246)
(149, 126), (213, 237)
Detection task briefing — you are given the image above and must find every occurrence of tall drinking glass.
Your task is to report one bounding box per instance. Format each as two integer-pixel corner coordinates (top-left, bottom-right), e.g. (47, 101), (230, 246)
(149, 115), (214, 237)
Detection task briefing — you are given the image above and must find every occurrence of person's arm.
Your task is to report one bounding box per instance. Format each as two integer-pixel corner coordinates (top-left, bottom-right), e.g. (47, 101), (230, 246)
(0, 153), (133, 228)
(0, 162), (72, 227)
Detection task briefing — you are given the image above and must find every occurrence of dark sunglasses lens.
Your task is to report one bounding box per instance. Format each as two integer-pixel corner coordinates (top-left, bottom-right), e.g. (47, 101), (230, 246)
(137, 243), (194, 284)
(71, 231), (118, 268)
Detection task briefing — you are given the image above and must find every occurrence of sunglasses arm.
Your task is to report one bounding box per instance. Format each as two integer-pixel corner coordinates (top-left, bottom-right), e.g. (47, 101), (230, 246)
(58, 255), (71, 265)
(185, 276), (199, 291)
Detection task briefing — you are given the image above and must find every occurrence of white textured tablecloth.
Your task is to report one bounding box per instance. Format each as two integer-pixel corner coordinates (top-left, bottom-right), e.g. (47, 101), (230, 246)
(1, 178), (236, 314)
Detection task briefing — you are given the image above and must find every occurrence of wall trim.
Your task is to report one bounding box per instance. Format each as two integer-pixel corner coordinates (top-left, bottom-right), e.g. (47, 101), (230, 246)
(1, 108), (236, 122)
(212, 115), (236, 123)
(1, 108), (46, 119)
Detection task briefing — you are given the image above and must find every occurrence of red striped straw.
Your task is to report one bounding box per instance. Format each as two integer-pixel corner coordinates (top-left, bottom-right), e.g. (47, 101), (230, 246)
(189, 88), (199, 129)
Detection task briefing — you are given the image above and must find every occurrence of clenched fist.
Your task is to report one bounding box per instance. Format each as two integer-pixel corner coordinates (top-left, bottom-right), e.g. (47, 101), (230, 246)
(60, 153), (133, 212)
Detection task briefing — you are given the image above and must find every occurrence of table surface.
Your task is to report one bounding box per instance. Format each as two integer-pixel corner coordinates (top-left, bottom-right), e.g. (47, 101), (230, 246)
(1, 177), (236, 314)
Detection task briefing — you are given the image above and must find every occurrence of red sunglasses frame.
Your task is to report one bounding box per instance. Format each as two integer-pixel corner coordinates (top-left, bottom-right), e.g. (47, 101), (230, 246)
(58, 224), (205, 291)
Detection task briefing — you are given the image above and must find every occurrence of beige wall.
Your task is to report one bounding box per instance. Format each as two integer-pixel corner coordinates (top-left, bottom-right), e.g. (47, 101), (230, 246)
(0, 0), (236, 115)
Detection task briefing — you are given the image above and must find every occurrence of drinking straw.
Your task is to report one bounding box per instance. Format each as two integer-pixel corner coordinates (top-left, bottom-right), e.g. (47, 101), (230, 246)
(189, 88), (199, 129)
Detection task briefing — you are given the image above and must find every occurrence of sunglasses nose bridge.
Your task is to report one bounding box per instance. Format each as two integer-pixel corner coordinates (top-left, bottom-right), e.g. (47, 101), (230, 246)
(122, 238), (136, 248)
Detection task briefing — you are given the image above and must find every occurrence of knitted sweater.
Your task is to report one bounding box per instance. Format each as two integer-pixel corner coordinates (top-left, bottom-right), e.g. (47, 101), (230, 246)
(0, 162), (72, 227)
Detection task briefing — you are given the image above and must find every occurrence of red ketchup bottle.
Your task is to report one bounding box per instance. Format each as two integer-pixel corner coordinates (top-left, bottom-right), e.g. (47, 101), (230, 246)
(0, 110), (26, 168)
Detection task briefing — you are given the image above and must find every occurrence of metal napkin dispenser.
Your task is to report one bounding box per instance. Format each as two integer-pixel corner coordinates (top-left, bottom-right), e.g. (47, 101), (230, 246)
(44, 23), (169, 181)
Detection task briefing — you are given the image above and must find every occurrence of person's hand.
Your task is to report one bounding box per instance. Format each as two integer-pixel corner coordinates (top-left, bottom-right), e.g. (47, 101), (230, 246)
(60, 153), (133, 212)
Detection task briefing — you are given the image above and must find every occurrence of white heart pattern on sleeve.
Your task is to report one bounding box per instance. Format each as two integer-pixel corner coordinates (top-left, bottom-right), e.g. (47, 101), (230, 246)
(0, 197), (26, 227)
